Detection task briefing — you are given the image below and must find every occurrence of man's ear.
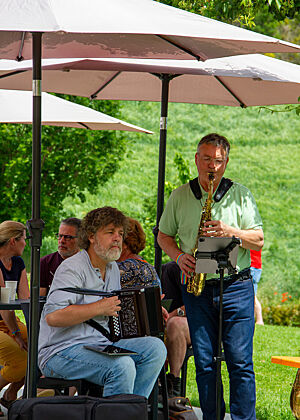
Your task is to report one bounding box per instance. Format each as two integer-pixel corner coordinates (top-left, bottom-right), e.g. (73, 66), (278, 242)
(88, 233), (95, 244)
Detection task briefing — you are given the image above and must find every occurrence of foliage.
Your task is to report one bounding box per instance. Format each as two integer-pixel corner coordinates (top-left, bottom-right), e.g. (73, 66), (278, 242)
(262, 292), (300, 327)
(186, 324), (300, 418)
(0, 96), (126, 236)
(157, 0), (300, 28)
(139, 152), (191, 264)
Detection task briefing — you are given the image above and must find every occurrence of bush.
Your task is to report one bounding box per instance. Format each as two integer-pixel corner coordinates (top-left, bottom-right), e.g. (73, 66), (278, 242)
(263, 301), (300, 327)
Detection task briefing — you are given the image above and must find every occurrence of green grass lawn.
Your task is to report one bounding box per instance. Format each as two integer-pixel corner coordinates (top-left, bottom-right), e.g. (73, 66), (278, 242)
(185, 324), (300, 419)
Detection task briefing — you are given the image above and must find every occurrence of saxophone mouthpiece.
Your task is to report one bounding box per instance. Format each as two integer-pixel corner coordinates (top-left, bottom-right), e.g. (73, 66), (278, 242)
(208, 172), (215, 181)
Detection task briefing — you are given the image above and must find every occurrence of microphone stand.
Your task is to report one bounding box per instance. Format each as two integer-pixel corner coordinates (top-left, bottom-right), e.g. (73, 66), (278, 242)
(195, 237), (240, 420)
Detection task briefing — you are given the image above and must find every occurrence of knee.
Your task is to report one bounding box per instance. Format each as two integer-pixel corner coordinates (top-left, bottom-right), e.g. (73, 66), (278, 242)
(166, 317), (189, 340)
(106, 357), (136, 382)
(147, 337), (167, 361)
(1, 357), (27, 382)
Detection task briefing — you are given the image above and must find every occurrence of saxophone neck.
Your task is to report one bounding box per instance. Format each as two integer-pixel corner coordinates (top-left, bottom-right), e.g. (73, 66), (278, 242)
(208, 172), (215, 198)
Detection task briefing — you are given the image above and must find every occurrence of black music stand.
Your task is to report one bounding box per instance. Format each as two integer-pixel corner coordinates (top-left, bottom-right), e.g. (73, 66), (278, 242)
(194, 236), (240, 420)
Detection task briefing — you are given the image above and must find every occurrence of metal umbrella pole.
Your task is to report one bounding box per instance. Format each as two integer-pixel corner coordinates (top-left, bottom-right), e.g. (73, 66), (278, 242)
(26, 32), (45, 398)
(153, 74), (179, 277)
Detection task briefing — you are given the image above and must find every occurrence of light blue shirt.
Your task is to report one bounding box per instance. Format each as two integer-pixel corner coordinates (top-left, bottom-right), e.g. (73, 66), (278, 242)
(38, 249), (120, 370)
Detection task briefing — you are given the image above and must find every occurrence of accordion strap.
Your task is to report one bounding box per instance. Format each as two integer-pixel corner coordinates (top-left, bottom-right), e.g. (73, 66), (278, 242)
(57, 287), (113, 341)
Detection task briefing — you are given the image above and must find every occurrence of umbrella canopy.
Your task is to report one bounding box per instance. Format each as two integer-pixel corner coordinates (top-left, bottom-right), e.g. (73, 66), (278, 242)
(0, 0), (300, 61)
(0, 89), (152, 133)
(0, 54), (299, 106)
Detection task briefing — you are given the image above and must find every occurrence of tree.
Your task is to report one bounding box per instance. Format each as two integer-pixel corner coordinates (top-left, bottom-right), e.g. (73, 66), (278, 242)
(157, 0), (299, 28)
(0, 96), (126, 235)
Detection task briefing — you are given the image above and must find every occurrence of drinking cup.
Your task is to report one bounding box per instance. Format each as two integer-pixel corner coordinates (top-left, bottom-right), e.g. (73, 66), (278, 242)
(0, 287), (11, 303)
(5, 281), (18, 301)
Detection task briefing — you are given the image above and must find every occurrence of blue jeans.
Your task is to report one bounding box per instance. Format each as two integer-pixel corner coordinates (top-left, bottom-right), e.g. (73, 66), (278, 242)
(250, 267), (262, 295)
(42, 336), (166, 398)
(182, 277), (255, 420)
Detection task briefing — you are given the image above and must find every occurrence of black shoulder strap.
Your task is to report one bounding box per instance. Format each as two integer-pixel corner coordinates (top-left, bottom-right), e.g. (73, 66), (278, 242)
(214, 178), (233, 202)
(189, 177), (233, 203)
(85, 319), (112, 340)
(189, 177), (202, 200)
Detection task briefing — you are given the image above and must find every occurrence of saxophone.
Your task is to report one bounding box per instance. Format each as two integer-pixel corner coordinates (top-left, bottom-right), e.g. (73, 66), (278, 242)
(187, 172), (215, 296)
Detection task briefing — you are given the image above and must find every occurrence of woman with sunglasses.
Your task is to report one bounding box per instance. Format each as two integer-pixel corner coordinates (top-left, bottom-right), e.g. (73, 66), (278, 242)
(0, 221), (30, 415)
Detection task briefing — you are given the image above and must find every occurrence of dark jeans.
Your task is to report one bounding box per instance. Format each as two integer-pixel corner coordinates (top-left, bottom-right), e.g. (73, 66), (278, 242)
(182, 277), (256, 420)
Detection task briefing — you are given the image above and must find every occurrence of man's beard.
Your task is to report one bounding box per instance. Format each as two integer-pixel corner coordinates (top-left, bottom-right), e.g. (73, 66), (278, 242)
(94, 239), (121, 262)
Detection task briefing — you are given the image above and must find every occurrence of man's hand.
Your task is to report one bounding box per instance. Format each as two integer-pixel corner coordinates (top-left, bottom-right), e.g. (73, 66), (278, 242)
(202, 220), (232, 237)
(201, 221), (264, 250)
(97, 296), (121, 317)
(177, 253), (196, 278)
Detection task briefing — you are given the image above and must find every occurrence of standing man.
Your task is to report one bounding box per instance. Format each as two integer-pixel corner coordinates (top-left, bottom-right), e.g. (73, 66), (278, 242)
(158, 133), (263, 420)
(38, 207), (166, 397)
(40, 217), (81, 296)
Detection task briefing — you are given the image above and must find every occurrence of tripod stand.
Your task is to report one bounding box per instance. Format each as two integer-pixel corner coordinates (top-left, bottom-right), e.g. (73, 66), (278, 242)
(195, 236), (240, 420)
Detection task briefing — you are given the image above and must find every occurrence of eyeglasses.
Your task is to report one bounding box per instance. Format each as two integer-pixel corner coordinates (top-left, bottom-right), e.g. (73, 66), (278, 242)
(56, 234), (77, 241)
(198, 155), (226, 165)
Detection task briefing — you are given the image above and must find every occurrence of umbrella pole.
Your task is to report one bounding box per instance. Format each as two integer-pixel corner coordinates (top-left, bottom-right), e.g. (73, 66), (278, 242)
(26, 32), (44, 398)
(154, 74), (171, 277)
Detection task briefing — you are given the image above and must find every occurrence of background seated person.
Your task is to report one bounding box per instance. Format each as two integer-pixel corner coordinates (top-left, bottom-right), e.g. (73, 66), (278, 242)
(117, 218), (161, 289)
(38, 207), (166, 398)
(0, 221), (29, 414)
(40, 217), (81, 296)
(161, 261), (191, 398)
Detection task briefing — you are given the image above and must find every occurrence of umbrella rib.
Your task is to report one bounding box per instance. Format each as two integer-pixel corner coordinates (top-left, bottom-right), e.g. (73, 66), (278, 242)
(214, 76), (246, 108)
(0, 69), (27, 80)
(17, 32), (26, 62)
(90, 71), (122, 99)
(156, 35), (205, 61)
(78, 122), (90, 129)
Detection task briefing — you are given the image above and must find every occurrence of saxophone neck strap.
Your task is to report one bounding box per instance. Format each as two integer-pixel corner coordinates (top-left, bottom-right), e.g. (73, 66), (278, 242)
(189, 177), (233, 203)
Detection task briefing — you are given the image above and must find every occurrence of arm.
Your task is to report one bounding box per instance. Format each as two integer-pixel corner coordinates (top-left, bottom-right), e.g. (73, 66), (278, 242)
(17, 269), (30, 299)
(157, 231), (195, 277)
(45, 295), (121, 327)
(40, 288), (48, 297)
(202, 221), (264, 250)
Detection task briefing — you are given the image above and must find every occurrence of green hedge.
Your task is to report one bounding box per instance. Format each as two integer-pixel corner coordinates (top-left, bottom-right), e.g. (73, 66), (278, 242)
(262, 302), (300, 327)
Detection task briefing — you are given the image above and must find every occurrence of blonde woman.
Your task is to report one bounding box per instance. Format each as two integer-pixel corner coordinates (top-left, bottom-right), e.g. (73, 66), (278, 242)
(0, 221), (29, 414)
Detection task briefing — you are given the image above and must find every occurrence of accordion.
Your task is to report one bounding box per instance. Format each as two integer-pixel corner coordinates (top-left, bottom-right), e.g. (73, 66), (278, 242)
(59, 285), (164, 342)
(109, 286), (164, 341)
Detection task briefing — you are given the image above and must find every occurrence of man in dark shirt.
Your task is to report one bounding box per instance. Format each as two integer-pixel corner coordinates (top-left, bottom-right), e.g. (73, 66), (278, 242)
(40, 218), (81, 296)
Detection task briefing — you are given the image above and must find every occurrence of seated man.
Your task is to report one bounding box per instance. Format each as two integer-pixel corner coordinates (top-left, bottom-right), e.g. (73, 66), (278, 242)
(161, 261), (191, 398)
(38, 207), (166, 397)
(40, 217), (81, 296)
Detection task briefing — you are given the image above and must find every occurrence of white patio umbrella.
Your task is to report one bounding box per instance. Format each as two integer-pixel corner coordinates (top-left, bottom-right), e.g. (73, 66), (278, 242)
(0, 89), (152, 133)
(1, 0), (300, 61)
(1, 54), (299, 107)
(1, 0), (300, 397)
(0, 54), (299, 271)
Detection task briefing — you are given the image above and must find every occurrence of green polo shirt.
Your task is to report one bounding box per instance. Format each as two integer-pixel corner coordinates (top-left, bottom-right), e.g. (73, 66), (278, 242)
(159, 178), (263, 276)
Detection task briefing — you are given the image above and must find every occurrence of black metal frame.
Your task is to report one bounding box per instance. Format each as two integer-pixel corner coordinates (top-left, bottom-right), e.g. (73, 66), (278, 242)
(195, 237), (240, 420)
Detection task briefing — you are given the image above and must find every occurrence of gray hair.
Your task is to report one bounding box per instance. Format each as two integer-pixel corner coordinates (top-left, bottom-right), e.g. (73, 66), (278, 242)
(197, 133), (230, 157)
(78, 207), (128, 250)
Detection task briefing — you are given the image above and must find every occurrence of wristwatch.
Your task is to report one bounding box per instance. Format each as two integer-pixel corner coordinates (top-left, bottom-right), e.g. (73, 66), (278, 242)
(177, 307), (185, 317)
